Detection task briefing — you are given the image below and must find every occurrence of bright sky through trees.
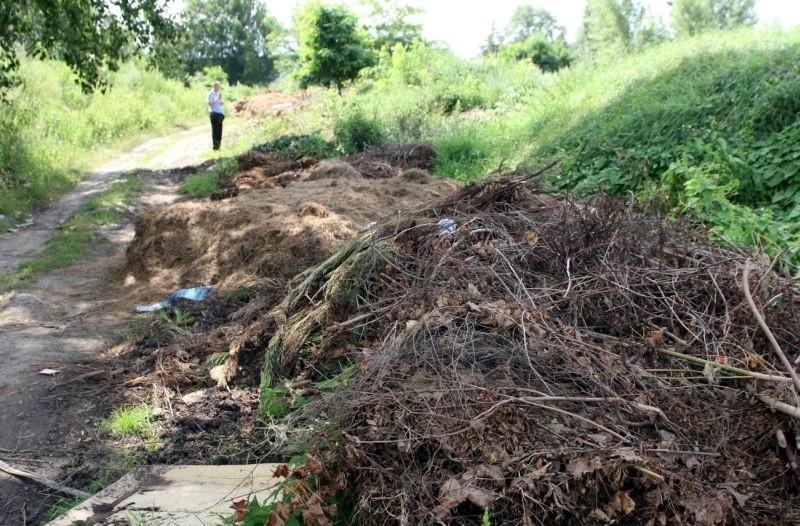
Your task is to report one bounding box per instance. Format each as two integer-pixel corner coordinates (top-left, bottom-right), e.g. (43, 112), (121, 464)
(270, 0), (800, 57)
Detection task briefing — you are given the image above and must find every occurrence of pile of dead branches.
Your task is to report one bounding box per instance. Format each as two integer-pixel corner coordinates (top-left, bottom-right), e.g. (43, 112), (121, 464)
(238, 171), (800, 525)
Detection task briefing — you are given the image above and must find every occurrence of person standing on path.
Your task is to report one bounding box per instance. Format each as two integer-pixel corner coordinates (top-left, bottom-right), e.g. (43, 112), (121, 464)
(207, 81), (225, 150)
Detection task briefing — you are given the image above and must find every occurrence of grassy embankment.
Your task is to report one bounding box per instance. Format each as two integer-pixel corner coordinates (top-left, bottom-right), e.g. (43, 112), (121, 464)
(244, 28), (800, 269)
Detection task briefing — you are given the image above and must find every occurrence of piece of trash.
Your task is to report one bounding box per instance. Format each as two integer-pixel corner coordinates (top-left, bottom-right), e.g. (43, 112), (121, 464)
(135, 285), (214, 313)
(437, 218), (456, 236)
(362, 220), (377, 232)
(39, 369), (60, 375)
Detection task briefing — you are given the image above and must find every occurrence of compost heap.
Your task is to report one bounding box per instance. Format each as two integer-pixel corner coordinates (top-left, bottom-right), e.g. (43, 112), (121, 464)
(232, 92), (305, 117)
(124, 144), (456, 292)
(227, 172), (800, 525)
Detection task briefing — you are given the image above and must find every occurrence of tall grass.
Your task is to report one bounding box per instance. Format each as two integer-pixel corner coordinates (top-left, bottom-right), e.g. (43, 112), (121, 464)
(0, 59), (203, 227)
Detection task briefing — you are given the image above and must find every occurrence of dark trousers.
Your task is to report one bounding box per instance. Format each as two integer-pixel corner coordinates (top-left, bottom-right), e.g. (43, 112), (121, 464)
(210, 112), (224, 149)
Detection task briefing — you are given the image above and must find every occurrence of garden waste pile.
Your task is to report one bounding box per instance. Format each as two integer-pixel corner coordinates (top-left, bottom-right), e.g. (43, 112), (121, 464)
(119, 151), (800, 525)
(123, 144), (456, 292)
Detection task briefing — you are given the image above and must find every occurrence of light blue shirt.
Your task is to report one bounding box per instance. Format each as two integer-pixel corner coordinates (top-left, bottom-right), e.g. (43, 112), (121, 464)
(207, 90), (223, 114)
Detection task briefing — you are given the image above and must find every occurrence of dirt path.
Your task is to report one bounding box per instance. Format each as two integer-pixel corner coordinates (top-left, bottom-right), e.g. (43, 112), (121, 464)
(0, 124), (215, 524)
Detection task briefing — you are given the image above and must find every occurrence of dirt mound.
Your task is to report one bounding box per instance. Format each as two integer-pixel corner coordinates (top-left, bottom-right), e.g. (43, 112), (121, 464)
(124, 156), (459, 292)
(232, 92), (305, 117)
(227, 172), (800, 524)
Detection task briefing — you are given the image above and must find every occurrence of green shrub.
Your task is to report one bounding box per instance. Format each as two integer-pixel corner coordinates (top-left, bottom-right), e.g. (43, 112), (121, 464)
(254, 133), (336, 159)
(333, 113), (385, 154)
(432, 124), (498, 182)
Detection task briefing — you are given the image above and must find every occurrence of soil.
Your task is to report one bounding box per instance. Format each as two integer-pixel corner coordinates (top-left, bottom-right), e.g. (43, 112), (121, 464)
(0, 121), (459, 524)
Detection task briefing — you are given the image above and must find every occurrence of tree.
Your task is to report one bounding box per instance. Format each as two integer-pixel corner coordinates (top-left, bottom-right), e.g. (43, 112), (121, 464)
(504, 5), (565, 43)
(671, 0), (757, 38)
(577, 0), (667, 62)
(500, 34), (572, 72)
(167, 0), (280, 85)
(358, 0), (424, 51)
(295, 3), (374, 93)
(0, 0), (174, 96)
(481, 22), (504, 56)
(577, 0), (631, 60)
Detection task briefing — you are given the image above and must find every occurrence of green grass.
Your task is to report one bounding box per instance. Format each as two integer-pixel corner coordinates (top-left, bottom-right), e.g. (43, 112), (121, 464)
(100, 402), (157, 439)
(181, 157), (238, 198)
(44, 495), (86, 522)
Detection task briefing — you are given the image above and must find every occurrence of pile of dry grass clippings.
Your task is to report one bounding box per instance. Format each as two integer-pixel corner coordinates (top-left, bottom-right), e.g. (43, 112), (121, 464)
(123, 151), (458, 293)
(245, 170), (800, 525)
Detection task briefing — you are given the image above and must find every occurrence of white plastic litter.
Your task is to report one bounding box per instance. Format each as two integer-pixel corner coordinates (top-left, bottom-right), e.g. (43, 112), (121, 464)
(437, 218), (456, 236)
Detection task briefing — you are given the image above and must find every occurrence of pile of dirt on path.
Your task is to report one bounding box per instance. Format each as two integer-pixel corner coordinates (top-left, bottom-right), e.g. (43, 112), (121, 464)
(227, 172), (800, 525)
(123, 147), (458, 293)
(232, 92), (306, 117)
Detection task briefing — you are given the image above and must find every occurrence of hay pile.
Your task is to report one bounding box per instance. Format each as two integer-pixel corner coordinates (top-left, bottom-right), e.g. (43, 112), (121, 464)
(236, 172), (800, 524)
(232, 92), (305, 117)
(124, 146), (458, 292)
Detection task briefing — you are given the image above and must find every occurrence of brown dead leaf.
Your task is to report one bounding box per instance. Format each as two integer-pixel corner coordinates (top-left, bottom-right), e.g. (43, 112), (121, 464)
(567, 456), (602, 478)
(588, 508), (610, 522)
(433, 477), (495, 518)
(646, 330), (664, 347)
(273, 464), (290, 478)
(302, 494), (331, 526)
(230, 499), (248, 523)
(472, 464), (504, 485)
(682, 496), (731, 525)
(607, 490), (636, 517)
(523, 230), (540, 246)
(306, 455), (325, 476)
(266, 513), (285, 526)
(467, 282), (481, 298)
(512, 462), (551, 488)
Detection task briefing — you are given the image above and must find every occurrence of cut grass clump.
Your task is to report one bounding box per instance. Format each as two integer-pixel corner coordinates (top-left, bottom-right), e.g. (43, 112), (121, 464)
(100, 402), (157, 440)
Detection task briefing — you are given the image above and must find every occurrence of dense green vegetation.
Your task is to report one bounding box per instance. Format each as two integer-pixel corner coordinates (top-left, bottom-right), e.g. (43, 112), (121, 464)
(0, 60), (202, 228)
(247, 27), (800, 268)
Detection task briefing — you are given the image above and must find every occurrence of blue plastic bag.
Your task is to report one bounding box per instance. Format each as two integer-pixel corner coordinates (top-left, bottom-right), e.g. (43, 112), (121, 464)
(135, 285), (214, 313)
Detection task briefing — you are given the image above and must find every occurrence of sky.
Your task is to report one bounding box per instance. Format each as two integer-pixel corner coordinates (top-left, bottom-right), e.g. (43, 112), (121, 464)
(268, 0), (800, 58)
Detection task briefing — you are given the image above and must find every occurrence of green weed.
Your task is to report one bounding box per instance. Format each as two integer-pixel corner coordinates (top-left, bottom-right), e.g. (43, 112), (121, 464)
(100, 402), (157, 440)
(44, 495), (85, 522)
(333, 113), (385, 154)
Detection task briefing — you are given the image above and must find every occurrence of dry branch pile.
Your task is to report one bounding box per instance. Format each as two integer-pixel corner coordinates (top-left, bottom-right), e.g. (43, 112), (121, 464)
(239, 172), (800, 524)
